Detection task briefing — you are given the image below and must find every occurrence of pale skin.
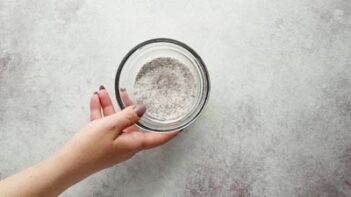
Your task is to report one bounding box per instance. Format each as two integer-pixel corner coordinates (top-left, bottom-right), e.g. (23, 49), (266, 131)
(0, 86), (178, 197)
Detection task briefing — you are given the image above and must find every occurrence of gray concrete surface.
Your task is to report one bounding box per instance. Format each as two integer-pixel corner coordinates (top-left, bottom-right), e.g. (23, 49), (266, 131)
(1, 0), (351, 196)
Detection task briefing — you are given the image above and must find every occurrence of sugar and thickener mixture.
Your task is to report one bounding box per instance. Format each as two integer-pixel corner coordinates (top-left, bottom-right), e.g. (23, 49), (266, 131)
(134, 57), (197, 120)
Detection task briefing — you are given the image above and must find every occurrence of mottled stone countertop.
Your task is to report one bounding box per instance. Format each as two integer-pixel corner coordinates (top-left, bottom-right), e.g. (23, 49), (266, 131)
(1, 1), (351, 196)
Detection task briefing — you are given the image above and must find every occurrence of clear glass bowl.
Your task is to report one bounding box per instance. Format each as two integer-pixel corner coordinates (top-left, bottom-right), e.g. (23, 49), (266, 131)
(115, 38), (210, 132)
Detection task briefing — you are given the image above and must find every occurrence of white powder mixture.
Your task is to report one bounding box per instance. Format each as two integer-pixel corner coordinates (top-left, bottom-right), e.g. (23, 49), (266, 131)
(134, 57), (197, 120)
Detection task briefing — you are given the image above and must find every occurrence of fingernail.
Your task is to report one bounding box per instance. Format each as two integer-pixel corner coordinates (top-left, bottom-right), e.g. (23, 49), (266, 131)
(99, 85), (105, 90)
(93, 91), (98, 95)
(120, 88), (126, 92)
(133, 104), (146, 117)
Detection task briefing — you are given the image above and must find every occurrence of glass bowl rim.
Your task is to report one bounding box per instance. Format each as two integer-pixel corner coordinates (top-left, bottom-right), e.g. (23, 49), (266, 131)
(115, 38), (210, 132)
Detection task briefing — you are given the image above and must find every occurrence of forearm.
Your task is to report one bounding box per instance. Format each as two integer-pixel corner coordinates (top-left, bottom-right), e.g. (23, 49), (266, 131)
(0, 150), (91, 197)
(0, 87), (175, 196)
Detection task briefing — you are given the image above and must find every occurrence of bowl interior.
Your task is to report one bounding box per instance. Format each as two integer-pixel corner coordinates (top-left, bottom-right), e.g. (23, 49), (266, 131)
(116, 39), (209, 132)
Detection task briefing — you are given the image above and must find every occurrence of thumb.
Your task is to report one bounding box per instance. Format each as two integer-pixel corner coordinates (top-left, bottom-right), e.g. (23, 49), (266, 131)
(103, 104), (146, 134)
(124, 131), (178, 150)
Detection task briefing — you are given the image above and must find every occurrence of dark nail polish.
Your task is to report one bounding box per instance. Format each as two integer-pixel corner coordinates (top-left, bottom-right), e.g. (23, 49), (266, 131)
(120, 88), (126, 92)
(99, 85), (105, 90)
(134, 104), (146, 117)
(93, 91), (98, 95)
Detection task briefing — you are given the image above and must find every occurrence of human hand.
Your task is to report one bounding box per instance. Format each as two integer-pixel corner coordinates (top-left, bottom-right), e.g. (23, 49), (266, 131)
(58, 86), (178, 173)
(0, 86), (178, 197)
(55, 86), (178, 182)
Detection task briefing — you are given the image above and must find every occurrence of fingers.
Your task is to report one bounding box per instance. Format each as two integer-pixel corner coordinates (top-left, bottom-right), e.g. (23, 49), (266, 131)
(120, 88), (139, 132)
(90, 92), (102, 121)
(120, 88), (133, 107)
(102, 104), (146, 135)
(118, 131), (178, 150)
(98, 85), (116, 116)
